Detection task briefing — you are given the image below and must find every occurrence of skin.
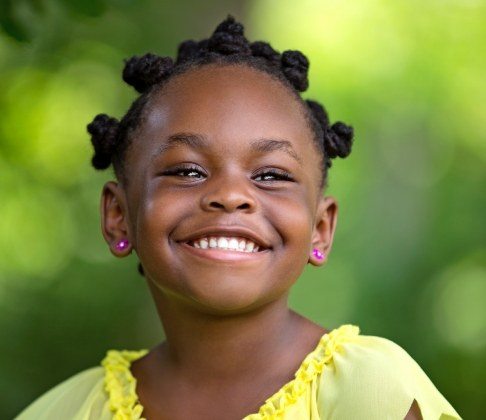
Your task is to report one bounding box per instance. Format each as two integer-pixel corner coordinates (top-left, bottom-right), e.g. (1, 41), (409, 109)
(100, 64), (421, 419)
(405, 400), (423, 420)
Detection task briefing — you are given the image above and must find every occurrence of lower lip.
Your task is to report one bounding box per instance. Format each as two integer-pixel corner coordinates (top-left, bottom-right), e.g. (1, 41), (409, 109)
(177, 242), (270, 262)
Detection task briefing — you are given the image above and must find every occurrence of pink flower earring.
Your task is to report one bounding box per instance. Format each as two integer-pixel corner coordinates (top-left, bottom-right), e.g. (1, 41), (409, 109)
(313, 248), (325, 260)
(115, 239), (130, 252)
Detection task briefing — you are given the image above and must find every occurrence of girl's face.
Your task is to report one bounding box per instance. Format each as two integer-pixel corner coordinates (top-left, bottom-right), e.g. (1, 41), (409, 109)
(102, 64), (337, 314)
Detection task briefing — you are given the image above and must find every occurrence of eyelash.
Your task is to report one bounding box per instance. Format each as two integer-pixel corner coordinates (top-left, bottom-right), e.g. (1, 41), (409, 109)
(255, 170), (294, 182)
(162, 165), (203, 179)
(162, 164), (294, 182)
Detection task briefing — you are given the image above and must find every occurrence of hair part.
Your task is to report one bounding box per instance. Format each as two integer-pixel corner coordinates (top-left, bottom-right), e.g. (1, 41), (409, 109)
(87, 14), (355, 276)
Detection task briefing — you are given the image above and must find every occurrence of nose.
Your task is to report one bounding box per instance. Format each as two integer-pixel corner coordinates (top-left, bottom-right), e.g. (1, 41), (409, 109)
(200, 170), (257, 213)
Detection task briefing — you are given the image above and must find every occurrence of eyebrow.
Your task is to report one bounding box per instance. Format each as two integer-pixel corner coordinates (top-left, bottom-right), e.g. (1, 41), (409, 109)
(151, 132), (303, 166)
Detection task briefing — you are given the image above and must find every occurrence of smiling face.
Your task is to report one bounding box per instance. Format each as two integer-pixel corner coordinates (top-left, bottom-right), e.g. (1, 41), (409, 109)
(101, 64), (338, 315)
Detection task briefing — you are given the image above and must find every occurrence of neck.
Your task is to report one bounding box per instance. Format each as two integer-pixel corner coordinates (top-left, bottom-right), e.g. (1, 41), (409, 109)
(145, 279), (307, 385)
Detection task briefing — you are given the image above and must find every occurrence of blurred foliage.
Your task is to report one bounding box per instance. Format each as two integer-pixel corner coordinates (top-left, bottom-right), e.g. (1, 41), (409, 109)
(1, 0), (485, 418)
(0, 0), (106, 42)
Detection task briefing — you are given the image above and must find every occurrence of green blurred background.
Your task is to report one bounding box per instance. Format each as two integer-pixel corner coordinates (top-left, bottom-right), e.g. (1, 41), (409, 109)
(1, 0), (484, 418)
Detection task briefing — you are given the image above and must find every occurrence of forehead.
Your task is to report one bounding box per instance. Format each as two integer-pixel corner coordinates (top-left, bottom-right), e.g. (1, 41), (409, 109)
(132, 64), (316, 165)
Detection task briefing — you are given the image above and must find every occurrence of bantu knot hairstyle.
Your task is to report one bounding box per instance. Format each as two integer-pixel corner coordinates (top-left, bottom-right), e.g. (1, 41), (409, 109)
(87, 14), (355, 277)
(281, 50), (309, 92)
(306, 99), (354, 166)
(87, 114), (119, 170)
(122, 53), (174, 94)
(207, 16), (252, 55)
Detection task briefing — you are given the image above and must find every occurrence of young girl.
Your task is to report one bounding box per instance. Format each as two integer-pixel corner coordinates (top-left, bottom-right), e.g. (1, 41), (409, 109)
(16, 14), (461, 420)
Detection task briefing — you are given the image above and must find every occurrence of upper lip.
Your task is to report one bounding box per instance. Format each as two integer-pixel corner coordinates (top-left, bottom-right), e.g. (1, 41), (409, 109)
(177, 226), (272, 249)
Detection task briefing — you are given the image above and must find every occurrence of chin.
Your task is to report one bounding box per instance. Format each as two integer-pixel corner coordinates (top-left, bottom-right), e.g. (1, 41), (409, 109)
(147, 269), (282, 315)
(183, 280), (271, 315)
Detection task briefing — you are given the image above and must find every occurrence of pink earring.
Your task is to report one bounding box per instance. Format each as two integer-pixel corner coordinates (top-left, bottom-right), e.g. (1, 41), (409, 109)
(313, 248), (324, 260)
(115, 239), (130, 251)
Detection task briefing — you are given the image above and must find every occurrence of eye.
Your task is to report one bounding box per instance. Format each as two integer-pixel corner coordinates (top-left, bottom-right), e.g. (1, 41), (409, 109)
(162, 164), (205, 179)
(253, 169), (294, 182)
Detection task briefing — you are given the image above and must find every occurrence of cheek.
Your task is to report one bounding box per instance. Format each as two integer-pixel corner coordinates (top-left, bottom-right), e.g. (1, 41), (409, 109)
(265, 193), (313, 255)
(263, 195), (313, 290)
(132, 188), (200, 292)
(133, 187), (195, 258)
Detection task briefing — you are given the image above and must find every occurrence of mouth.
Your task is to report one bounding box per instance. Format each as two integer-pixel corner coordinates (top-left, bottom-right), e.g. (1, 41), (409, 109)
(177, 227), (272, 261)
(184, 236), (268, 253)
(178, 240), (270, 263)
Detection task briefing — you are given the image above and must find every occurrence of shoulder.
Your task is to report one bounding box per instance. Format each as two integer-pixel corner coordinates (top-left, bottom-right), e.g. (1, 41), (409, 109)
(316, 326), (462, 419)
(15, 366), (107, 419)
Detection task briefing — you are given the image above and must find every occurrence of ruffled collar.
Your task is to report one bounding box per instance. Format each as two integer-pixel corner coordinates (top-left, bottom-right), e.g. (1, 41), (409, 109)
(243, 324), (360, 419)
(101, 324), (360, 419)
(102, 349), (149, 419)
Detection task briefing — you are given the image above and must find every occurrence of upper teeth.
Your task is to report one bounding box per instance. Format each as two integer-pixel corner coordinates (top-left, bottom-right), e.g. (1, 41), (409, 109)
(189, 236), (262, 253)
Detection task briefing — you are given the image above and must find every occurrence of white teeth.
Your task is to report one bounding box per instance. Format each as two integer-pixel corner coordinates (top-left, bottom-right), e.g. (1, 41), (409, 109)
(189, 236), (265, 253)
(217, 237), (229, 249)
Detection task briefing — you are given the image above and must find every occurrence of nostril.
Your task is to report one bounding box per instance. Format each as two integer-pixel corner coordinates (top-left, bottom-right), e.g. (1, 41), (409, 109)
(237, 203), (251, 210)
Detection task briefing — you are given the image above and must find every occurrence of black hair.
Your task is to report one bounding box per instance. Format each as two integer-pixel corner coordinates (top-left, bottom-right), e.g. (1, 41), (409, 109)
(87, 14), (355, 277)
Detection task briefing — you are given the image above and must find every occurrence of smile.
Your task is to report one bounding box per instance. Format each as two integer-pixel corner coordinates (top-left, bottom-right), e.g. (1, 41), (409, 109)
(178, 240), (270, 262)
(188, 236), (264, 253)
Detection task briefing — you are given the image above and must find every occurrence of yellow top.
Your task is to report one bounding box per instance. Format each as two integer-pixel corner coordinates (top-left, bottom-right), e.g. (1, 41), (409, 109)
(14, 324), (461, 419)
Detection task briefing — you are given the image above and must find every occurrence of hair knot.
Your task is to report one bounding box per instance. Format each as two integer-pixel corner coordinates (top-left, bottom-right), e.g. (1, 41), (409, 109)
(306, 99), (354, 164)
(281, 50), (309, 91)
(250, 41), (281, 66)
(122, 53), (174, 93)
(87, 114), (119, 170)
(177, 39), (210, 63)
(305, 99), (329, 128)
(207, 14), (251, 55)
(213, 14), (245, 36)
(176, 40), (199, 64)
(325, 122), (354, 159)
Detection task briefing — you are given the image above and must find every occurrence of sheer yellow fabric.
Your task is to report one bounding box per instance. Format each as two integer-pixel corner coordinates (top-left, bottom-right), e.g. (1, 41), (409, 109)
(15, 324), (461, 419)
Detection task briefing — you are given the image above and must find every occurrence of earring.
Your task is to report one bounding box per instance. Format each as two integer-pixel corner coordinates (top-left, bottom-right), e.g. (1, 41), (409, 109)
(313, 248), (324, 260)
(115, 239), (130, 252)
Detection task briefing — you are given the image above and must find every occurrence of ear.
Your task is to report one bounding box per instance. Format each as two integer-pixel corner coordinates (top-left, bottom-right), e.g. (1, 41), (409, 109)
(308, 195), (338, 266)
(100, 181), (133, 257)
